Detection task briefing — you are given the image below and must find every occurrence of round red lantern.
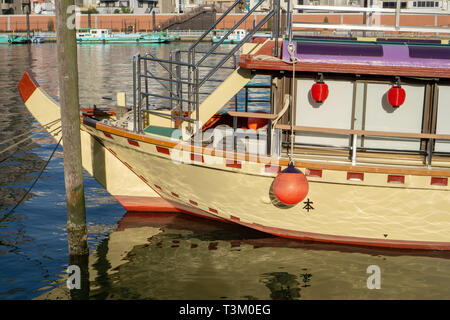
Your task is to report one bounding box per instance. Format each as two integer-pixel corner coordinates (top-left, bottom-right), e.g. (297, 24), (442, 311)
(311, 81), (329, 103)
(388, 85), (406, 107)
(247, 111), (268, 130)
(273, 162), (309, 205)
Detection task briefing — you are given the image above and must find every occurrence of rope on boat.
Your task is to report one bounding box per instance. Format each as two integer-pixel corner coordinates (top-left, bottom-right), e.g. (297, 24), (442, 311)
(287, 41), (298, 163)
(0, 136), (63, 222)
(0, 119), (61, 146)
(253, 54), (283, 61)
(0, 123), (62, 157)
(0, 127), (62, 165)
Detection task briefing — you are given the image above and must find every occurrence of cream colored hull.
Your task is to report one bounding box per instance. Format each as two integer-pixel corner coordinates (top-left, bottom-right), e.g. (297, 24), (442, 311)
(81, 121), (450, 250)
(19, 72), (450, 249)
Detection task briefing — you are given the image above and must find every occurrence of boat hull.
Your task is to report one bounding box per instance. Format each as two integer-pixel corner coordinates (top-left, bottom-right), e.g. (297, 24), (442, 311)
(18, 72), (450, 250)
(81, 119), (450, 250)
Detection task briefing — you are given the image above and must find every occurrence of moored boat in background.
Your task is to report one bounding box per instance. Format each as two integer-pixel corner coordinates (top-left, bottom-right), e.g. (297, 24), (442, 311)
(7, 35), (29, 44)
(212, 29), (248, 44)
(76, 28), (171, 44)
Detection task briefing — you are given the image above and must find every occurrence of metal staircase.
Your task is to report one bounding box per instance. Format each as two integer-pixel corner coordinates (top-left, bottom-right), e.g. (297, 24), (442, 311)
(132, 0), (284, 135)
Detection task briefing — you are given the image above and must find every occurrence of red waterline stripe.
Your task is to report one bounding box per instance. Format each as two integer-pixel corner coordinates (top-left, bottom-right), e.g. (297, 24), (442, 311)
(431, 177), (448, 186)
(230, 215), (240, 222)
(103, 132), (114, 139)
(306, 168), (322, 178)
(123, 162), (132, 170)
(347, 172), (364, 181)
(156, 146), (170, 155)
(388, 175), (405, 184)
(226, 160), (241, 169)
(128, 139), (139, 147)
(189, 200), (198, 206)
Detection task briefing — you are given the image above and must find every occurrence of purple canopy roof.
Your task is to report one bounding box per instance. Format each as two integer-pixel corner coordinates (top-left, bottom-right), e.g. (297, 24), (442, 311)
(282, 40), (450, 70)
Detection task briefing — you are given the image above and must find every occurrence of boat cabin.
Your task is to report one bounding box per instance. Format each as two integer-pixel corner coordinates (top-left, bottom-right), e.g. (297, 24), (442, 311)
(76, 28), (113, 39)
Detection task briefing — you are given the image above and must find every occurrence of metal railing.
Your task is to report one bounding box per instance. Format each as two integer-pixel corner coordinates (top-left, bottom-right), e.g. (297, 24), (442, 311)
(276, 124), (450, 167)
(292, 4), (450, 34)
(132, 0), (282, 135)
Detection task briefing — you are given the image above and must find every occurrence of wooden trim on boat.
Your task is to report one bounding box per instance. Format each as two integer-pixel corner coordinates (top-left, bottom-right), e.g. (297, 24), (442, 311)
(81, 116), (450, 178)
(275, 124), (450, 141)
(239, 55), (450, 80)
(228, 111), (278, 120)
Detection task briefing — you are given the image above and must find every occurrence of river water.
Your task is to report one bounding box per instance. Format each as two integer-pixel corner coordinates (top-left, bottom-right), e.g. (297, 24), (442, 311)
(1, 42), (450, 300)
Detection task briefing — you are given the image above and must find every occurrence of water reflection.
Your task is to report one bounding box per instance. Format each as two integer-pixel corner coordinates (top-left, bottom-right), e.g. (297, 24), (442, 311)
(36, 212), (450, 300)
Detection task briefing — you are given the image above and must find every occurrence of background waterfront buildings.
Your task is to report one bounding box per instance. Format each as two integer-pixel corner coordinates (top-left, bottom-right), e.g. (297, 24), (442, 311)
(1, 0), (448, 15)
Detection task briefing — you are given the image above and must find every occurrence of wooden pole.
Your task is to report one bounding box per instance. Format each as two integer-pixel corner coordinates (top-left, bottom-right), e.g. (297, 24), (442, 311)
(55, 0), (89, 257)
(26, 3), (30, 41)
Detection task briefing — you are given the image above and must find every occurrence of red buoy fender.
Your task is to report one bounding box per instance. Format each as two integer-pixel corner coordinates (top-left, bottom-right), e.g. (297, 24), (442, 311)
(311, 81), (329, 103)
(273, 162), (309, 205)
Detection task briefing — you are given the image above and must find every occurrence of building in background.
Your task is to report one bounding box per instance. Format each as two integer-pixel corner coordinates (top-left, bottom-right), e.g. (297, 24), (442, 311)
(175, 0), (205, 13)
(295, 0), (448, 11)
(96, 0), (159, 14)
(158, 0), (177, 13)
(30, 0), (55, 15)
(1, 0), (25, 14)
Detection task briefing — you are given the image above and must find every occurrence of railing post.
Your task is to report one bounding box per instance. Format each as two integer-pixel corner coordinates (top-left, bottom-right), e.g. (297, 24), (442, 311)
(395, 0), (401, 30)
(233, 54), (238, 112)
(175, 50), (182, 117)
(195, 66), (200, 133)
(288, 0), (293, 43)
(267, 119), (272, 156)
(245, 86), (249, 112)
(132, 55), (137, 133)
(427, 138), (434, 167)
(169, 51), (173, 112)
(272, 0), (280, 56)
(137, 54), (142, 133)
(351, 133), (358, 166)
(144, 58), (149, 113)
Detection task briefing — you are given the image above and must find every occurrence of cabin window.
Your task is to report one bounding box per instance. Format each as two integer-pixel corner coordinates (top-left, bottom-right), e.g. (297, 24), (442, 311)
(294, 78), (427, 152)
(382, 1), (407, 8)
(434, 85), (450, 153)
(295, 79), (354, 147)
(298, 42), (383, 57)
(356, 82), (425, 151)
(409, 45), (450, 60)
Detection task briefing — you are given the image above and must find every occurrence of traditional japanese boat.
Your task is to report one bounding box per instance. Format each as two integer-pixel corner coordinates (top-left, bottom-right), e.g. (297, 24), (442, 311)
(19, 2), (450, 250)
